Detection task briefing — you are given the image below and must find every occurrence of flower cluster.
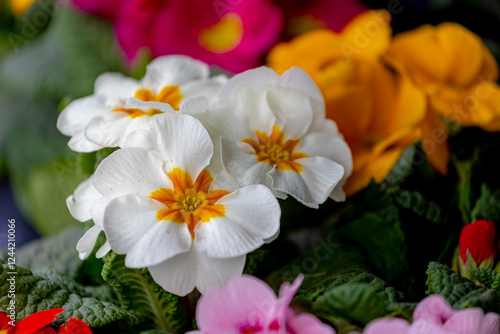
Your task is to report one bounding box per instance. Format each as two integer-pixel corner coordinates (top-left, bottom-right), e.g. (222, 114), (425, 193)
(355, 295), (500, 334)
(60, 55), (352, 295)
(190, 274), (335, 334)
(268, 10), (500, 194)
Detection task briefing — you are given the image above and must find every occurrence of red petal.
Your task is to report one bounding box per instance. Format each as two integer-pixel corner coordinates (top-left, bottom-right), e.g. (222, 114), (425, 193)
(15, 309), (64, 334)
(57, 318), (92, 334)
(459, 220), (498, 264)
(0, 311), (15, 329)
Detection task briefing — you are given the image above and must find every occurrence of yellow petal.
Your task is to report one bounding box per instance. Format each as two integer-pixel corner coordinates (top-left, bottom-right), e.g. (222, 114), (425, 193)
(419, 110), (449, 175)
(436, 23), (484, 87)
(340, 10), (392, 59)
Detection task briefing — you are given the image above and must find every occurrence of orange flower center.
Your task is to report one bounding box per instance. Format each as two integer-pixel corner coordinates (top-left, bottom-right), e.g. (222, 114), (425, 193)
(150, 168), (229, 239)
(199, 13), (243, 53)
(112, 85), (183, 118)
(242, 125), (308, 173)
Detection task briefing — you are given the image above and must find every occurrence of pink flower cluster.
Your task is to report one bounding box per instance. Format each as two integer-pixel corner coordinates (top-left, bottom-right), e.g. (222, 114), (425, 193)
(356, 295), (500, 334)
(189, 274), (335, 334)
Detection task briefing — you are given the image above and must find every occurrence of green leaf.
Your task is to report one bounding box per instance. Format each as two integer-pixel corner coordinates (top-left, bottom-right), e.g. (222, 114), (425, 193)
(454, 153), (477, 224)
(101, 252), (188, 333)
(426, 262), (500, 312)
(266, 239), (409, 328)
(469, 268), (500, 291)
(1, 226), (83, 277)
(0, 260), (140, 328)
(471, 184), (500, 222)
(394, 190), (448, 224)
(337, 214), (408, 282)
(384, 143), (420, 188)
(314, 283), (387, 326)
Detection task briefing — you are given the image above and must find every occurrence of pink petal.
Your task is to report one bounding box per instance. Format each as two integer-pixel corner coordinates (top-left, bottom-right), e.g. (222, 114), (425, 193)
(196, 275), (277, 332)
(413, 295), (455, 324)
(287, 312), (335, 334)
(442, 308), (484, 334)
(480, 313), (500, 334)
(363, 318), (410, 334)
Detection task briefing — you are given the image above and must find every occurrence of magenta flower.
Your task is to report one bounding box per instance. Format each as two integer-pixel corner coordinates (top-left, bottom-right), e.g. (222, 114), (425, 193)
(190, 274), (335, 334)
(71, 0), (284, 73)
(356, 295), (500, 334)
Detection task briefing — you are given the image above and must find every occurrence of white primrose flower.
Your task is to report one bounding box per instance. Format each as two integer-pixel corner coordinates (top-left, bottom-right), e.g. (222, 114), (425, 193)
(95, 112), (281, 296)
(57, 55), (226, 152)
(66, 175), (111, 260)
(201, 66), (353, 207)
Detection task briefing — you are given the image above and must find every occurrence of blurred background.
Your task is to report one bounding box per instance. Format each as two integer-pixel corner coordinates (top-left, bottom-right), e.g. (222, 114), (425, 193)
(0, 0), (499, 249)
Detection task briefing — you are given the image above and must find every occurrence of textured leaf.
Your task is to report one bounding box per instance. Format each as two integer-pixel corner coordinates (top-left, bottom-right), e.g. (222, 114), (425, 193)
(472, 184), (500, 222)
(384, 143), (420, 188)
(1, 227), (83, 277)
(469, 268), (500, 290)
(0, 260), (139, 328)
(426, 262), (500, 312)
(101, 252), (188, 333)
(394, 190), (448, 224)
(337, 214), (408, 282)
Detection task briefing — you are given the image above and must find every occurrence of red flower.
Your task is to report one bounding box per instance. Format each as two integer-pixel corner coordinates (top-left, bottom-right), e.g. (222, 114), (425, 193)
(459, 220), (498, 265)
(0, 308), (63, 334)
(57, 318), (92, 334)
(0, 310), (92, 334)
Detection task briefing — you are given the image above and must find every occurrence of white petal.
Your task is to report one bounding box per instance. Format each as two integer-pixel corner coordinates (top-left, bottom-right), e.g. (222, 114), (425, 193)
(90, 197), (111, 228)
(66, 175), (102, 222)
(180, 77), (226, 103)
(124, 97), (175, 113)
(96, 241), (111, 258)
(178, 96), (209, 116)
(200, 105), (254, 142)
(148, 247), (245, 296)
(195, 253), (245, 294)
(94, 72), (141, 100)
(94, 147), (167, 197)
(147, 113), (214, 179)
(218, 66), (280, 99)
(148, 248), (196, 296)
(269, 157), (344, 208)
(142, 55), (209, 90)
(68, 131), (105, 153)
(278, 66), (323, 102)
(265, 86), (313, 140)
(76, 225), (102, 260)
(233, 85), (276, 133)
(194, 185), (281, 258)
(84, 113), (152, 148)
(221, 138), (273, 188)
(296, 133), (353, 202)
(57, 96), (108, 136)
(103, 194), (192, 267)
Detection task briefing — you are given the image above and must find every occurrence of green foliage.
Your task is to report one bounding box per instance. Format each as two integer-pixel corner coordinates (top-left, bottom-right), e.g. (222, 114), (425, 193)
(471, 184), (500, 222)
(470, 268), (500, 294)
(394, 190), (448, 224)
(0, 259), (139, 328)
(426, 262), (500, 312)
(2, 227), (83, 277)
(101, 252), (188, 333)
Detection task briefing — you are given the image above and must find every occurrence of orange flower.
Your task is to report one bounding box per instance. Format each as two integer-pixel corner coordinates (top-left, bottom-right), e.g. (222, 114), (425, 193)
(268, 10), (426, 195)
(388, 23), (500, 173)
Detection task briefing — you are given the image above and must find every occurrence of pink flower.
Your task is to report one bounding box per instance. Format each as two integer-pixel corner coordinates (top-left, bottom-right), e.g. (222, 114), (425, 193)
(190, 274), (335, 334)
(357, 295), (500, 334)
(71, 0), (284, 73)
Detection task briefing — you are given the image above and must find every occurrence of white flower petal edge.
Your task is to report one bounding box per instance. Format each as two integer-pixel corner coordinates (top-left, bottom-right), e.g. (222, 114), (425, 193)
(148, 247), (246, 296)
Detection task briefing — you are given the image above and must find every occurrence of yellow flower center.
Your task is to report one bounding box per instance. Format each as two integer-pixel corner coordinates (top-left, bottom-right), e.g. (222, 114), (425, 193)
(242, 125), (308, 173)
(199, 13), (244, 53)
(112, 85), (183, 118)
(150, 168), (229, 239)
